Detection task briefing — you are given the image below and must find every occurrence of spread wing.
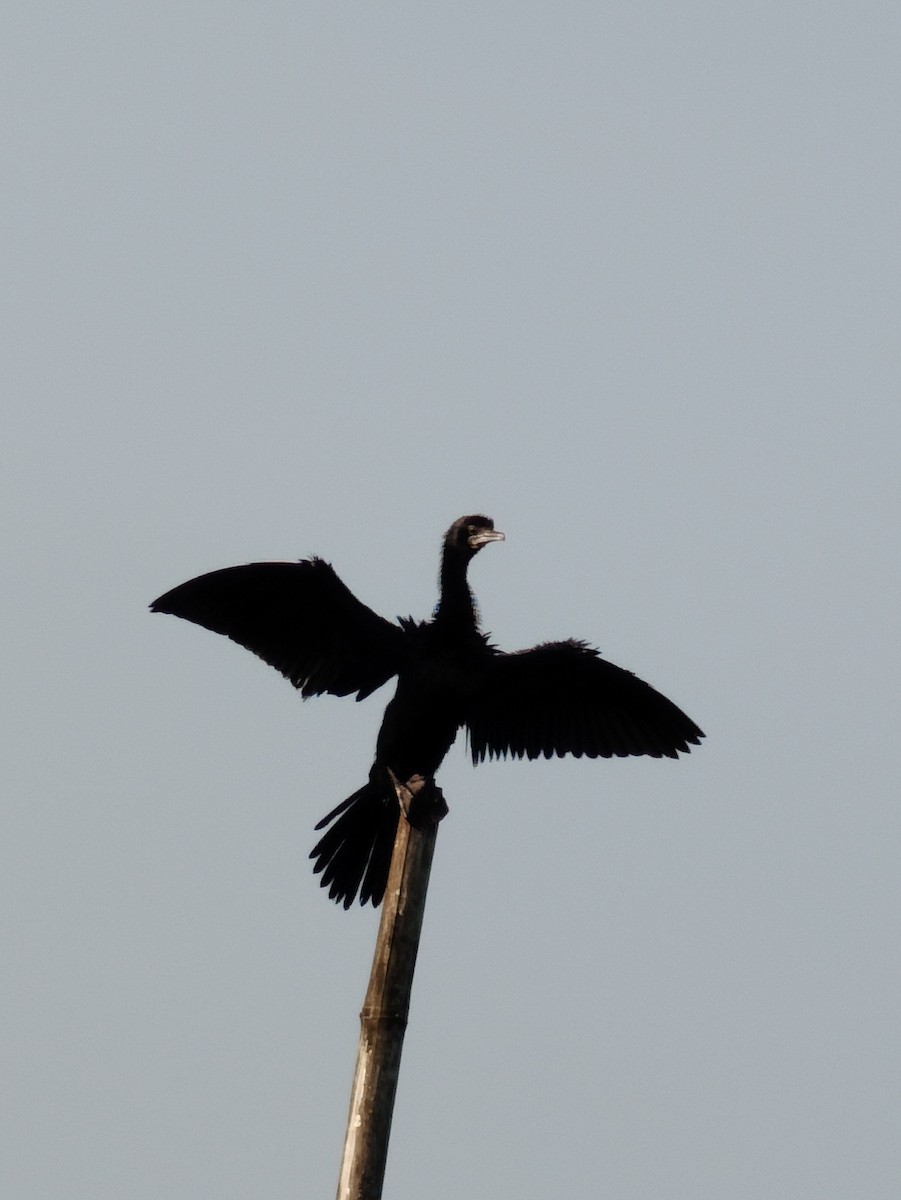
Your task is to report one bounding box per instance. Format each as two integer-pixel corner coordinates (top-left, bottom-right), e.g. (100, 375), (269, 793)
(151, 559), (405, 700)
(466, 639), (704, 762)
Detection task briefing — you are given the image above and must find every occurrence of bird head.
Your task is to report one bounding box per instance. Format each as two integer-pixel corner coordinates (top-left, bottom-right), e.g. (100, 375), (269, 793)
(445, 515), (505, 556)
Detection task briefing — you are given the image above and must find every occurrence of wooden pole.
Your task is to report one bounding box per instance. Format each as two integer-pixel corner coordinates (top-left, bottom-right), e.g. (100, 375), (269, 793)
(335, 773), (448, 1200)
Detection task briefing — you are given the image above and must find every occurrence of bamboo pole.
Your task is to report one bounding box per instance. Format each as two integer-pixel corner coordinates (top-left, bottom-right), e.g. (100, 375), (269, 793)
(335, 773), (448, 1200)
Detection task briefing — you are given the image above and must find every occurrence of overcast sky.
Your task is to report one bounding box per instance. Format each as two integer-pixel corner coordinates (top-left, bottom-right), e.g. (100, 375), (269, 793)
(4, 4), (900, 1198)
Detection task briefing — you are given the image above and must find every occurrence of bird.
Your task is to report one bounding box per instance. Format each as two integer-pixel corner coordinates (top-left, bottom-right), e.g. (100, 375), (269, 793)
(151, 515), (703, 908)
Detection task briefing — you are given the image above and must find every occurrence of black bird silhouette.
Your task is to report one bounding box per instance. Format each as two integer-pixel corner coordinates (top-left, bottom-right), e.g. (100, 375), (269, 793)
(151, 515), (703, 907)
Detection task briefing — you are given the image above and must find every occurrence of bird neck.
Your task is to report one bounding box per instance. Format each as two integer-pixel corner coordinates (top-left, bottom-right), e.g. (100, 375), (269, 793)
(434, 548), (478, 633)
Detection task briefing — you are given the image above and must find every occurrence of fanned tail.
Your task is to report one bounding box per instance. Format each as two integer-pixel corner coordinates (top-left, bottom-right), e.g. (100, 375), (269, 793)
(310, 773), (399, 908)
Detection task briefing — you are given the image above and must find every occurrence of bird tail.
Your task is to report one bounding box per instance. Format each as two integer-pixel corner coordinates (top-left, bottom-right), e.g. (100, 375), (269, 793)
(309, 772), (399, 908)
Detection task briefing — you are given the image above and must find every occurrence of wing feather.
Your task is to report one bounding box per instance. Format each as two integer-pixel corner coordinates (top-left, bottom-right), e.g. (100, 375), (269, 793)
(151, 559), (404, 700)
(467, 639), (703, 763)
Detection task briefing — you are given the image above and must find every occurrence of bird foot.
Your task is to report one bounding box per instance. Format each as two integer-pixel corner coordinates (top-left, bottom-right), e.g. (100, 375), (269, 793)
(387, 770), (449, 828)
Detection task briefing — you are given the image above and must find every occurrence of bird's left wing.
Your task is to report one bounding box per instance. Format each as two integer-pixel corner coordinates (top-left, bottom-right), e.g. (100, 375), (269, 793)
(466, 639), (704, 762)
(151, 559), (405, 700)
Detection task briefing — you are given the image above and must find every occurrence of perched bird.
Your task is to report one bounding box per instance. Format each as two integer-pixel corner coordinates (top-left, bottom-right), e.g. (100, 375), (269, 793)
(151, 515), (703, 907)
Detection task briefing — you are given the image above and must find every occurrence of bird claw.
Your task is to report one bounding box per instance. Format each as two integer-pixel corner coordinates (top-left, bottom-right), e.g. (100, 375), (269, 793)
(387, 770), (449, 828)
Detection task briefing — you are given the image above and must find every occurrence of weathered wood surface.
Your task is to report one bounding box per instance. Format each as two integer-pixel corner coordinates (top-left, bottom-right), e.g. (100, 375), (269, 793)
(335, 774), (447, 1200)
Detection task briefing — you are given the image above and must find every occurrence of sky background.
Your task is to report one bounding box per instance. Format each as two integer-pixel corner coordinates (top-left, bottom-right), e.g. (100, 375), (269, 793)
(4, 3), (900, 1197)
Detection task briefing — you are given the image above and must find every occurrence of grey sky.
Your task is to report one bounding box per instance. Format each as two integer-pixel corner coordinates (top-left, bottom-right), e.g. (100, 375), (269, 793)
(4, 3), (899, 1197)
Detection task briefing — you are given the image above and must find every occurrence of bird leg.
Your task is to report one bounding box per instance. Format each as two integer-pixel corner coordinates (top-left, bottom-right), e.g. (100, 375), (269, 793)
(387, 770), (449, 829)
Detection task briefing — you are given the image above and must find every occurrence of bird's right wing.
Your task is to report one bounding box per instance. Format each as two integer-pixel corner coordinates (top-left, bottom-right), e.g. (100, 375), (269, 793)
(151, 559), (405, 700)
(466, 639), (704, 762)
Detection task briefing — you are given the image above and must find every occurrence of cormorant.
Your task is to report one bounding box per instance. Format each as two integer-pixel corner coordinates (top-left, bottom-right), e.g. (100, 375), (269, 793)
(151, 515), (703, 907)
